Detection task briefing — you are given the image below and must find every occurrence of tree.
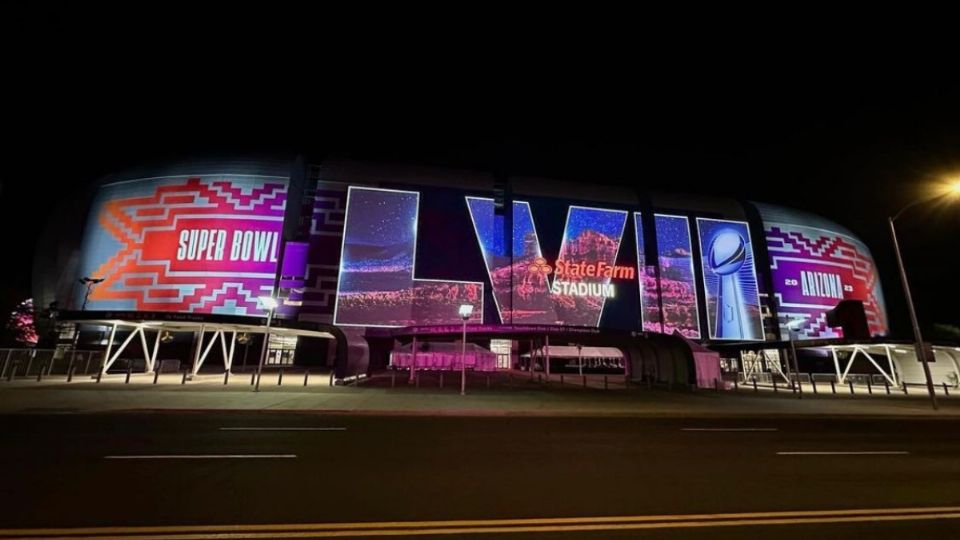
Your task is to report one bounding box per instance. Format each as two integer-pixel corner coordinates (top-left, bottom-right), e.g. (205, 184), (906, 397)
(5, 298), (38, 346)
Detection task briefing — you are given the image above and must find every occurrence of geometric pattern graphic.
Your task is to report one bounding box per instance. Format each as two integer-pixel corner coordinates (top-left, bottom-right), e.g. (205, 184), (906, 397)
(696, 218), (764, 341)
(654, 214), (701, 339)
(297, 183), (349, 324)
(334, 187), (483, 327)
(77, 175), (288, 316)
(765, 222), (889, 339)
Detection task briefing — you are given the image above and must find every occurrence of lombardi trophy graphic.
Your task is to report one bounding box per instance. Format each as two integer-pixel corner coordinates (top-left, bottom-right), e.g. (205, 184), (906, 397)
(708, 230), (752, 339)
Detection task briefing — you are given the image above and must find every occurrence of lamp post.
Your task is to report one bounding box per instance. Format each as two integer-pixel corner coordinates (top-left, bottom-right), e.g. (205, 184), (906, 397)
(785, 319), (803, 399)
(888, 180), (960, 411)
(576, 343), (583, 377)
(78, 277), (104, 311)
(254, 296), (279, 392)
(458, 304), (474, 396)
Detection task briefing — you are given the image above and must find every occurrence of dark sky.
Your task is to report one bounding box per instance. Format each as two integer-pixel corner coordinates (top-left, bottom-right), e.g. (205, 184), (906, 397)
(3, 3), (959, 338)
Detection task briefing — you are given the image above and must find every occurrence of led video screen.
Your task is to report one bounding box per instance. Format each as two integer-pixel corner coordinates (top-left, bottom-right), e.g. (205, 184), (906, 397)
(554, 206), (629, 326)
(634, 212), (663, 333)
(757, 204), (889, 339)
(335, 187), (483, 327)
(467, 198), (630, 327)
(654, 214), (701, 338)
(696, 218), (763, 340)
(466, 197), (556, 324)
(76, 175), (288, 316)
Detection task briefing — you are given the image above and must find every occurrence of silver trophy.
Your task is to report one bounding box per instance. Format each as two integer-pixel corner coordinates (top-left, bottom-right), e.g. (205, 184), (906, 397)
(708, 230), (752, 339)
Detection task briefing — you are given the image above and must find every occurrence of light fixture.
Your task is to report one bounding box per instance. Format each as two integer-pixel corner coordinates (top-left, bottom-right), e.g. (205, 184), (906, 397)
(458, 304), (474, 320)
(948, 180), (960, 196)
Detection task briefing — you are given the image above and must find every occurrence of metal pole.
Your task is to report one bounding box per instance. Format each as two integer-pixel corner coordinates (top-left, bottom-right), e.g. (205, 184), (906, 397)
(254, 307), (274, 392)
(460, 317), (467, 396)
(888, 217), (937, 410)
(789, 331), (802, 399)
(577, 344), (583, 377)
(544, 334), (550, 377)
(102, 323), (117, 376)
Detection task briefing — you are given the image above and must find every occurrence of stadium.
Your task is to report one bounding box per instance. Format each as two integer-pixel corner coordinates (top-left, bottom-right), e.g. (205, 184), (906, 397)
(27, 156), (960, 390)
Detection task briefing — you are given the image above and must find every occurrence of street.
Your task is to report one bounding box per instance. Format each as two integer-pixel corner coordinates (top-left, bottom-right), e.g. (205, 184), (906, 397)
(0, 412), (958, 538)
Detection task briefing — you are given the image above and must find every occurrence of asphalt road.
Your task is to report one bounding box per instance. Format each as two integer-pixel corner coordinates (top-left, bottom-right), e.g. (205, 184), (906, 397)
(0, 412), (958, 539)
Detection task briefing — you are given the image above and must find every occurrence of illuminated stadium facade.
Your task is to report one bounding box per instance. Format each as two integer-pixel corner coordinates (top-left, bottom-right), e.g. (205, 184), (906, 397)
(37, 156), (946, 387)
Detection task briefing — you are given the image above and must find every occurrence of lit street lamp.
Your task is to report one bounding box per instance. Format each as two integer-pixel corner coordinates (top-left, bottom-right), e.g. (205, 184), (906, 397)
(254, 295), (279, 392)
(458, 304), (474, 396)
(888, 179), (960, 411)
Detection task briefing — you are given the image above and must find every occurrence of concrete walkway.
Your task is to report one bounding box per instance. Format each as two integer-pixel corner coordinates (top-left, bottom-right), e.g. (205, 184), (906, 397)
(1, 373), (958, 417)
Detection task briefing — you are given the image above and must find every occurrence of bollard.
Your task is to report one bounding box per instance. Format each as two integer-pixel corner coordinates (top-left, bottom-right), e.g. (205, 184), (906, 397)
(714, 378), (719, 392)
(560, 374), (564, 386)
(96, 368), (103, 384)
(329, 371), (335, 387)
(943, 383), (950, 397)
(848, 381), (854, 395)
(773, 378), (778, 393)
(66, 357), (75, 381)
(439, 372), (444, 389)
(251, 372), (256, 386)
(830, 381), (836, 394)
(303, 370), (309, 387)
(278, 369), (284, 386)
(884, 380), (890, 395)
(37, 362), (45, 382)
(154, 369), (160, 385)
(604, 375), (608, 390)
(355, 370), (360, 386)
(224, 371), (230, 385)
(866, 379), (872, 395)
(124, 366), (131, 384)
(583, 375), (587, 388)
(811, 379), (817, 394)
(486, 375), (490, 389)
(752, 378), (758, 393)
(391, 370), (396, 388)
(538, 373), (542, 384)
(415, 372), (420, 388)
(67, 365), (76, 383)
(181, 370), (187, 385)
(903, 384), (908, 395)
(733, 379), (738, 392)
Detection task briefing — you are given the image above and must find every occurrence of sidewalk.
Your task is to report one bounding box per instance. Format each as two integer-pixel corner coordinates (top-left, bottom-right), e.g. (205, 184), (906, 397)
(1, 372), (959, 417)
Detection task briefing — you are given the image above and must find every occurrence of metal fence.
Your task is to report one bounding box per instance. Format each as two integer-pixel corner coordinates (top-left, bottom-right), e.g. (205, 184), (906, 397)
(1, 349), (105, 380)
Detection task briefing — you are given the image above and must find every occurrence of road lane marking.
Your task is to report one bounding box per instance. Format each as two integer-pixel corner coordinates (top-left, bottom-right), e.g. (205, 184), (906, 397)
(3, 506), (960, 538)
(776, 451), (909, 456)
(682, 428), (778, 432)
(220, 427), (347, 431)
(104, 454), (297, 460)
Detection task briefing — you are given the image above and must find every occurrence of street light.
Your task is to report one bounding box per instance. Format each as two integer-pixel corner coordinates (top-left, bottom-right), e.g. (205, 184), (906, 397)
(254, 295), (279, 392)
(458, 304), (474, 396)
(888, 178), (960, 410)
(78, 277), (104, 311)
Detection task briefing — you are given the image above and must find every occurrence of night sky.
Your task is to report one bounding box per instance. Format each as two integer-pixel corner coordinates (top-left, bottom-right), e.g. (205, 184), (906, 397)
(3, 4), (959, 341)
